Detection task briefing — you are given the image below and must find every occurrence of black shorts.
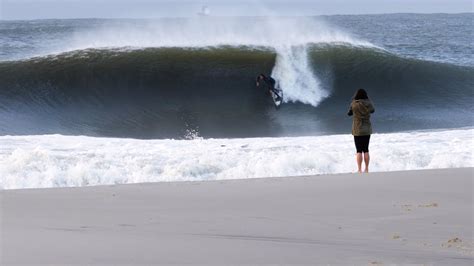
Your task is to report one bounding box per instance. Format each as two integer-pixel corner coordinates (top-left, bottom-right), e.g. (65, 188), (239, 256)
(354, 135), (371, 153)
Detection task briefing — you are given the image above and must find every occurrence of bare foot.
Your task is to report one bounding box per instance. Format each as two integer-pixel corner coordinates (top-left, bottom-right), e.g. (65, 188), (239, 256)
(364, 169), (369, 173)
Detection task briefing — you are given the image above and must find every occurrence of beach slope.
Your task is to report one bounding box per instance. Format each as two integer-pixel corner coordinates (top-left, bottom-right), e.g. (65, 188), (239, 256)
(1, 168), (473, 264)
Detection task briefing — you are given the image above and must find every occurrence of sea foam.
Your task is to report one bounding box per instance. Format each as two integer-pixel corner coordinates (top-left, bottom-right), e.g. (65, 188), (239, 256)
(1, 128), (472, 189)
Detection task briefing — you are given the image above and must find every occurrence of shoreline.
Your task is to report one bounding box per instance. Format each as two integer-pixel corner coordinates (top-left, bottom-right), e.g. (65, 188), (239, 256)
(1, 168), (473, 264)
(2, 166), (472, 192)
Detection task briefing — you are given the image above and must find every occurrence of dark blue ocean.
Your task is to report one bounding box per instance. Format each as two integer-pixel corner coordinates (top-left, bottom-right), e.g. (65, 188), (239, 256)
(0, 14), (473, 138)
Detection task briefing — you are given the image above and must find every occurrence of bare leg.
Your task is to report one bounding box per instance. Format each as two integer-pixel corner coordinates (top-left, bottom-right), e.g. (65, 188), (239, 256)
(363, 152), (370, 173)
(356, 153), (363, 173)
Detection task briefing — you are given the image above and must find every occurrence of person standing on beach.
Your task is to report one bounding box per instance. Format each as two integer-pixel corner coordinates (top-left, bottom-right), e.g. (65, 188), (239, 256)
(347, 89), (375, 173)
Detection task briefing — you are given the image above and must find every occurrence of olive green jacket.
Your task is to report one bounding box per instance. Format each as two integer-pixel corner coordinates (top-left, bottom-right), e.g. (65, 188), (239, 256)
(347, 99), (375, 136)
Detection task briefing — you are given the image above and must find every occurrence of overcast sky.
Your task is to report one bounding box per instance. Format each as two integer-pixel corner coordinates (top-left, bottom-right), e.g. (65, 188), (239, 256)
(1, 0), (472, 20)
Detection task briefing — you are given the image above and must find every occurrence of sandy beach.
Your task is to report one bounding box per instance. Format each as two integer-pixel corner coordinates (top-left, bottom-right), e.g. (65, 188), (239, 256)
(1, 168), (473, 265)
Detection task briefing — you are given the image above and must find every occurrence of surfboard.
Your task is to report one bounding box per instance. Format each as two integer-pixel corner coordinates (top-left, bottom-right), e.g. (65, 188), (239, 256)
(270, 88), (283, 107)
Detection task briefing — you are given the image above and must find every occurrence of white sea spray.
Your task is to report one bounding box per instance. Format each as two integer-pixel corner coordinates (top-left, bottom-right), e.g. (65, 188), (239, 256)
(1, 128), (472, 189)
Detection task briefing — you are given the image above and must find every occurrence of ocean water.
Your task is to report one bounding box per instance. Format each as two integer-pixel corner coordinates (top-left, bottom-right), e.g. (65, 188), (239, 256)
(0, 14), (473, 189)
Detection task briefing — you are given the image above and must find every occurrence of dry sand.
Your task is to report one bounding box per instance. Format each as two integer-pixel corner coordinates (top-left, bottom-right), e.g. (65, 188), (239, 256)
(1, 168), (473, 265)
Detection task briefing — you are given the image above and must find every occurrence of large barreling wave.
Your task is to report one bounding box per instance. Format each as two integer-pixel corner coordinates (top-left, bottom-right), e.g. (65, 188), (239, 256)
(0, 17), (473, 138)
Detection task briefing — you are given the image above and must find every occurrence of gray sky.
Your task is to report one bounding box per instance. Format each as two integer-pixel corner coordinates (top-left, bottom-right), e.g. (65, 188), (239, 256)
(1, 0), (472, 20)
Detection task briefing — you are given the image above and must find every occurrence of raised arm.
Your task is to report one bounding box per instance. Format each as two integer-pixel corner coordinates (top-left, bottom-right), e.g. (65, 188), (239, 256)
(256, 75), (262, 87)
(368, 100), (375, 114)
(347, 105), (353, 116)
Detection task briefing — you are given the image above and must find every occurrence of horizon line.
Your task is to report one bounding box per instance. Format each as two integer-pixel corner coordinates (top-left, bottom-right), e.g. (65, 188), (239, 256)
(1, 11), (472, 21)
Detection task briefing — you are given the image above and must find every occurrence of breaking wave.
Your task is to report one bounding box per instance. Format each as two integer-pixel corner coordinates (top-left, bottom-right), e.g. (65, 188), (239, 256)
(0, 44), (472, 138)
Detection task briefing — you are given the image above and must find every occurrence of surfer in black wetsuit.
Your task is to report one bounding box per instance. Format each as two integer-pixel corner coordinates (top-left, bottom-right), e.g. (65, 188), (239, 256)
(256, 74), (282, 101)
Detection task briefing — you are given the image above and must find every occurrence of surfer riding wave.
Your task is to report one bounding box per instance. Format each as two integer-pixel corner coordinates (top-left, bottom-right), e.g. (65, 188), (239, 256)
(256, 74), (282, 102)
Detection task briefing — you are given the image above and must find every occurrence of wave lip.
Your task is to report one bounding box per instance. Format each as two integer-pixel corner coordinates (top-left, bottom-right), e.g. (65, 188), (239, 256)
(64, 17), (376, 51)
(0, 128), (472, 189)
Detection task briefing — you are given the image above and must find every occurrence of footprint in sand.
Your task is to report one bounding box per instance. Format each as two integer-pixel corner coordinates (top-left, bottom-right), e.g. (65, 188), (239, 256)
(398, 202), (438, 212)
(370, 261), (383, 265)
(442, 237), (462, 248)
(418, 203), (438, 208)
(399, 204), (412, 211)
(442, 237), (474, 255)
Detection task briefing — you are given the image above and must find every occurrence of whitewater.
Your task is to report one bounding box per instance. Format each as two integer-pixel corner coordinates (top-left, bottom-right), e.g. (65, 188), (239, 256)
(1, 128), (472, 189)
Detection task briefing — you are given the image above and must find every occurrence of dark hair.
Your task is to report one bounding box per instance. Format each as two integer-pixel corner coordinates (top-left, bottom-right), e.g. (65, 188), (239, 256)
(353, 88), (368, 100)
(256, 74), (266, 82)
